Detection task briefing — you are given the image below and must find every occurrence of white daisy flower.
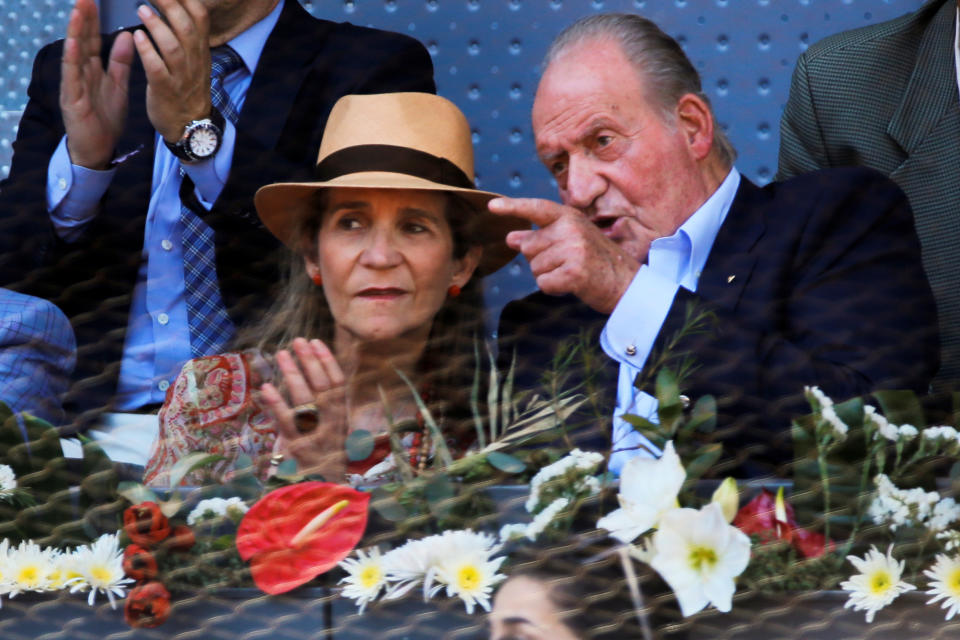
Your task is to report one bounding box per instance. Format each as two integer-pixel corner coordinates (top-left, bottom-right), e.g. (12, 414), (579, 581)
(70, 532), (134, 608)
(0, 538), (10, 606)
(841, 545), (916, 623)
(924, 553), (960, 620)
(597, 440), (685, 543)
(338, 547), (387, 614)
(48, 548), (85, 591)
(6, 541), (57, 596)
(648, 503), (751, 617)
(0, 465), (17, 498)
(381, 537), (436, 600)
(429, 534), (507, 615)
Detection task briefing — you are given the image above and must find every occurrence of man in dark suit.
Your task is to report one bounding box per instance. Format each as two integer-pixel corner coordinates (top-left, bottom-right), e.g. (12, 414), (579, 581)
(0, 0), (434, 427)
(778, 0), (959, 391)
(492, 13), (939, 475)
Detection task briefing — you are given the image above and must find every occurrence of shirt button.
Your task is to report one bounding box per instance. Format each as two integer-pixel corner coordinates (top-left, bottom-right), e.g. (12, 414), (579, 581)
(179, 167), (185, 178)
(58, 177), (68, 190)
(625, 344), (637, 356)
(161, 239), (173, 251)
(157, 313), (169, 325)
(158, 380), (170, 392)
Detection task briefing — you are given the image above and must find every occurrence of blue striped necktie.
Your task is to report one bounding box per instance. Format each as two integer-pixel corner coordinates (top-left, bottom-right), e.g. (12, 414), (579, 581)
(180, 45), (245, 358)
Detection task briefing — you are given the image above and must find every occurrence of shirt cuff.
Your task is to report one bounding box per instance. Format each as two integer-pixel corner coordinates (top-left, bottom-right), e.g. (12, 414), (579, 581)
(47, 136), (116, 241)
(181, 120), (236, 208)
(600, 264), (680, 369)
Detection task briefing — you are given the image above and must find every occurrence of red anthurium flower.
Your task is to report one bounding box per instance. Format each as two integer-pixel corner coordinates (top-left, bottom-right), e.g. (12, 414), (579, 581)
(166, 525), (196, 553)
(236, 481), (370, 595)
(123, 502), (171, 547)
(733, 487), (834, 558)
(733, 488), (797, 543)
(792, 526), (835, 559)
(124, 581), (172, 628)
(122, 544), (158, 581)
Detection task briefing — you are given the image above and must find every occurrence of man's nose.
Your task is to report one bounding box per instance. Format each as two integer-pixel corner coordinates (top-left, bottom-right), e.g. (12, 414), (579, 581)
(562, 155), (605, 212)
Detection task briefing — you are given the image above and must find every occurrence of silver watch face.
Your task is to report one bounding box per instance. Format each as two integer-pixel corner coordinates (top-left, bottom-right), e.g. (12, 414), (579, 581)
(187, 123), (220, 159)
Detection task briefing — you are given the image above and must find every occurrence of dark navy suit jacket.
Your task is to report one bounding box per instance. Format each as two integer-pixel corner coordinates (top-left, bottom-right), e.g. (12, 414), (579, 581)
(0, 0), (435, 425)
(498, 168), (940, 474)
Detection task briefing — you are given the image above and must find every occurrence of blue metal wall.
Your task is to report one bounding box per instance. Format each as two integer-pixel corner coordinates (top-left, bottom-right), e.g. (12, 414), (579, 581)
(0, 0), (927, 321)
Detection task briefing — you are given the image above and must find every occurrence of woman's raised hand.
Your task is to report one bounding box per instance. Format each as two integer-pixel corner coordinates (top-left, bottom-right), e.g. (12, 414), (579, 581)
(260, 338), (348, 479)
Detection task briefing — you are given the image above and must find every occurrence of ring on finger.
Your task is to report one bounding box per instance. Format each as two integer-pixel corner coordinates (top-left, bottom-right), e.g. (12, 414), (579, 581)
(292, 402), (320, 434)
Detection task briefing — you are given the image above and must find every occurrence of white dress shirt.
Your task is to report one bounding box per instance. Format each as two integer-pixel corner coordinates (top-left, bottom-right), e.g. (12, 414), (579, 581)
(602, 168), (741, 474)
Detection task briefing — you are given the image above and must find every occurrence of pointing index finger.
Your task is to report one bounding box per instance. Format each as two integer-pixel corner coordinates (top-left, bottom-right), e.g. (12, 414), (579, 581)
(488, 197), (566, 228)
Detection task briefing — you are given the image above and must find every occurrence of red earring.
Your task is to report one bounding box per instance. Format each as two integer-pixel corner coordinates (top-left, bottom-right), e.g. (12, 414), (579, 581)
(448, 284), (461, 298)
(312, 273), (323, 286)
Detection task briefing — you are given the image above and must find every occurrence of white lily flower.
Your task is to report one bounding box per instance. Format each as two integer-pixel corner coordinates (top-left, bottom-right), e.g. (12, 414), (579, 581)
(648, 503), (751, 617)
(597, 441), (685, 543)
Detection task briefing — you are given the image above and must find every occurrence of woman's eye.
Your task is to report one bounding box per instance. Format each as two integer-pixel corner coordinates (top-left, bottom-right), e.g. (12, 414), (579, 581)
(404, 222), (429, 234)
(336, 216), (363, 230)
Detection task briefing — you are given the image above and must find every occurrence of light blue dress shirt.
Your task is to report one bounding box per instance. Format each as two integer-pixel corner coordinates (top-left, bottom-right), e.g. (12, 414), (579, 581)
(45, 1), (283, 410)
(602, 168), (741, 474)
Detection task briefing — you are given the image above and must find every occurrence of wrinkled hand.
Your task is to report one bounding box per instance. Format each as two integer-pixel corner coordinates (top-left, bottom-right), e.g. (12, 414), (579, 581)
(132, 0), (212, 143)
(489, 197), (640, 314)
(60, 0), (134, 170)
(260, 338), (349, 479)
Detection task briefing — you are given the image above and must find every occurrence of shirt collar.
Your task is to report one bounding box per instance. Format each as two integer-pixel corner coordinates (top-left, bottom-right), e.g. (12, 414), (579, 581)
(226, 0), (284, 76)
(679, 166), (740, 283)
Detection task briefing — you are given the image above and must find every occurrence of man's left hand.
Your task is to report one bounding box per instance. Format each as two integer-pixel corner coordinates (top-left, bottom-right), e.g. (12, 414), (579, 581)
(132, 0), (213, 144)
(489, 197), (639, 314)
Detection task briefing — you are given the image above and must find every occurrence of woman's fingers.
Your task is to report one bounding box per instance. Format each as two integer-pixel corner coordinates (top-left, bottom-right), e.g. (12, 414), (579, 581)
(291, 338), (332, 393)
(310, 339), (345, 387)
(275, 348), (317, 406)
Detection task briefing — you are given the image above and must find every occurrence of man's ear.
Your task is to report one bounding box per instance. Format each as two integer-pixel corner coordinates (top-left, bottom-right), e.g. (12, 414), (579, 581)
(452, 246), (483, 288)
(675, 93), (714, 161)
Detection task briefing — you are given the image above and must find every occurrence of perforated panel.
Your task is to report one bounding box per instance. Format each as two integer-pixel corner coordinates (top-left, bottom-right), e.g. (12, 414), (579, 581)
(0, 0), (928, 312)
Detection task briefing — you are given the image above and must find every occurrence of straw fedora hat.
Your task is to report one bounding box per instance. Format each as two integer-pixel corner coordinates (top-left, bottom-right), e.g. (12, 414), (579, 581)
(254, 92), (528, 275)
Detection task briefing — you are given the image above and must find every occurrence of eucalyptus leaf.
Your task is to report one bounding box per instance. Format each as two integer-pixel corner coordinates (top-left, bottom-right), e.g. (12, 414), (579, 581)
(424, 475), (456, 518)
(621, 414), (658, 430)
(233, 454), (254, 471)
(276, 459), (299, 477)
(117, 481), (160, 506)
(684, 443), (722, 485)
(687, 395), (717, 434)
(371, 488), (408, 522)
(486, 451), (525, 474)
(346, 429), (375, 462)
(655, 369), (680, 411)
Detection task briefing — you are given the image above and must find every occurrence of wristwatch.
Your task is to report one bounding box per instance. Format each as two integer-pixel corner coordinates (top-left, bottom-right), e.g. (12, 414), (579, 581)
(164, 107), (225, 163)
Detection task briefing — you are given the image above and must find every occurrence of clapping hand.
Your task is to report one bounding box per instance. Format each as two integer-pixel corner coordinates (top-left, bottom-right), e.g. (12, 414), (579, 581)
(260, 338), (349, 480)
(132, 0), (212, 144)
(60, 0), (134, 169)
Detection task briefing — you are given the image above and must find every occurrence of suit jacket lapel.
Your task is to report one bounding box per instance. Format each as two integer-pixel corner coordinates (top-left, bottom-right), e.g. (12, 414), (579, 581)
(887, 0), (958, 155)
(235, 0), (332, 154)
(696, 177), (766, 313)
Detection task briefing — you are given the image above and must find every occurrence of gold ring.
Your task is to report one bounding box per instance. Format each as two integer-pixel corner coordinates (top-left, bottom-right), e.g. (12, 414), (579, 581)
(292, 402), (320, 434)
(269, 453), (284, 466)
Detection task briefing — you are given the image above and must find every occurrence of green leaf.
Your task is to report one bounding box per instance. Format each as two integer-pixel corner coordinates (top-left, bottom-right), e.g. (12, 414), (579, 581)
(485, 451), (525, 474)
(833, 397), (864, 430)
(345, 429), (375, 462)
(117, 481), (159, 506)
(872, 390), (925, 428)
(233, 454), (254, 471)
(276, 459), (299, 477)
(684, 443), (722, 485)
(655, 369), (681, 409)
(621, 414), (667, 451)
(621, 414), (658, 430)
(687, 395), (717, 434)
(371, 488), (408, 522)
(424, 475), (456, 518)
(168, 452), (225, 489)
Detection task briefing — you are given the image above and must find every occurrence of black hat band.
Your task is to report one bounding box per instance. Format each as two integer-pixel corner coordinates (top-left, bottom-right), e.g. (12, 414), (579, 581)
(314, 144), (475, 190)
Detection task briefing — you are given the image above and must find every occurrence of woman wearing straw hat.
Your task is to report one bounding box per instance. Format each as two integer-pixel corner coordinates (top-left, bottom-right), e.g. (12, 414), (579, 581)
(144, 92), (526, 485)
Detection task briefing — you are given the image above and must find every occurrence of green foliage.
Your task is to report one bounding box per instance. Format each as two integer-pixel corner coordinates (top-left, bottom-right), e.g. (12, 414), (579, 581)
(0, 402), (119, 546)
